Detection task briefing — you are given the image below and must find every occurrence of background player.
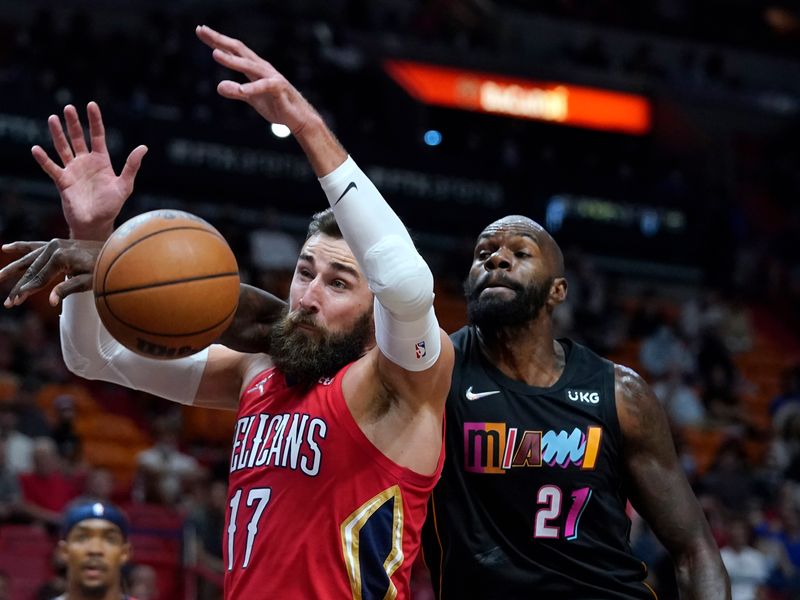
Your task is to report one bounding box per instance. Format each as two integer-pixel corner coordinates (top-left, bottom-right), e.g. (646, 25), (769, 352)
(56, 501), (133, 600)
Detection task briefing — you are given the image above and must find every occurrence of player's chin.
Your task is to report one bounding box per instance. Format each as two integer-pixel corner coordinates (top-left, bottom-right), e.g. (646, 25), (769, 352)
(79, 568), (110, 587)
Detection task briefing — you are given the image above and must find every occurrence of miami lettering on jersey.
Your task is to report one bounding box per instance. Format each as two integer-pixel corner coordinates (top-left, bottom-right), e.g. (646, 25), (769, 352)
(230, 412), (327, 476)
(463, 422), (603, 474)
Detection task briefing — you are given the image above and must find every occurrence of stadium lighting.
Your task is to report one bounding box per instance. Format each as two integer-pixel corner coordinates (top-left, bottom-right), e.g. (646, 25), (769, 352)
(423, 130), (442, 146)
(271, 123), (291, 138)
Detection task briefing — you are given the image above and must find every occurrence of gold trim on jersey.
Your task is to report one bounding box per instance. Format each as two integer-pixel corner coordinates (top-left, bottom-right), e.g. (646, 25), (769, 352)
(340, 485), (405, 600)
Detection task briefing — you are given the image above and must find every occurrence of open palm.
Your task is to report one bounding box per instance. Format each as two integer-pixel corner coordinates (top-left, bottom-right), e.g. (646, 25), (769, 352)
(32, 102), (147, 241)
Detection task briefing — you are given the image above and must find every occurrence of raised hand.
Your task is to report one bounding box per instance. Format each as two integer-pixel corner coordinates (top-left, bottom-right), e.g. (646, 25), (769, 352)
(0, 239), (103, 307)
(195, 25), (320, 135)
(195, 25), (345, 176)
(32, 102), (148, 241)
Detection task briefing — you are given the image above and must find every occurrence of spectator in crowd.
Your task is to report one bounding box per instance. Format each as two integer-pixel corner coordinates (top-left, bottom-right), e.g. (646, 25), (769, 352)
(629, 289), (663, 338)
(652, 366), (706, 428)
(71, 467), (116, 507)
(0, 437), (21, 524)
(127, 564), (158, 600)
(639, 321), (694, 378)
(754, 494), (800, 595)
(13, 377), (51, 439)
(0, 402), (33, 474)
(770, 364), (800, 429)
(49, 394), (82, 469)
(720, 516), (771, 600)
(720, 298), (753, 354)
(701, 439), (761, 514)
(187, 478), (225, 600)
(135, 416), (201, 506)
(20, 437), (79, 529)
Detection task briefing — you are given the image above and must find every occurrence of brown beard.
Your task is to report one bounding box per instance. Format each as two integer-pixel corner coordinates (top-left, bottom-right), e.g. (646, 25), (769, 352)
(267, 308), (373, 387)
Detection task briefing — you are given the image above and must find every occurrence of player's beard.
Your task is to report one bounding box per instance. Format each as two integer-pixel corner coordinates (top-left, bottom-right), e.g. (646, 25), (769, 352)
(268, 308), (372, 387)
(464, 275), (553, 331)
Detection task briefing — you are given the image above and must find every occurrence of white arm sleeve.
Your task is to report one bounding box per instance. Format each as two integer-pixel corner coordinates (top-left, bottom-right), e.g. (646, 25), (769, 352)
(60, 291), (208, 405)
(318, 156), (440, 371)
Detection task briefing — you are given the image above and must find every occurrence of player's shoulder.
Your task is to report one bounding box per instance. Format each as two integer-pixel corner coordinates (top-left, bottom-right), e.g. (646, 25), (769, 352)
(612, 362), (666, 438)
(613, 363), (651, 400)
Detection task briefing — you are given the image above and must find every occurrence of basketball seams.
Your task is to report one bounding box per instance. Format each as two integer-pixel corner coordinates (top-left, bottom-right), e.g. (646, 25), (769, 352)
(101, 296), (239, 338)
(95, 272), (240, 298)
(97, 225), (231, 297)
(93, 211), (240, 358)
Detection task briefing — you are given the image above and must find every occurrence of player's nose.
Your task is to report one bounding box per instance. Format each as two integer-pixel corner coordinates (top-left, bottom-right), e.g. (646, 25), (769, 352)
(298, 277), (323, 313)
(485, 248), (512, 271)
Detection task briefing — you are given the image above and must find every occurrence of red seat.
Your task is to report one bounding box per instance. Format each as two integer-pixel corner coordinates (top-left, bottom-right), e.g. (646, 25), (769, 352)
(0, 524), (50, 543)
(0, 525), (53, 557)
(0, 552), (51, 600)
(124, 503), (184, 532)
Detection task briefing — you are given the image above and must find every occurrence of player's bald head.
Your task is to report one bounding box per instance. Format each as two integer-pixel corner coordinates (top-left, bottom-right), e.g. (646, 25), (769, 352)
(478, 215), (564, 277)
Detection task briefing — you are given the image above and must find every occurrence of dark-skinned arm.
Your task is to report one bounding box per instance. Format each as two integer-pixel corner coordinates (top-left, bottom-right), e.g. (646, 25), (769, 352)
(1, 240), (285, 354)
(615, 365), (730, 599)
(215, 283), (286, 353)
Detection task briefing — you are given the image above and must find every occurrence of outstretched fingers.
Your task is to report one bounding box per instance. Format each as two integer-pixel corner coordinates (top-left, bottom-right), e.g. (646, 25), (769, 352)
(86, 101), (108, 155)
(31, 145), (63, 182)
(48, 114), (74, 166)
(0, 244), (47, 305)
(119, 145), (149, 192)
(211, 48), (269, 82)
(63, 105), (89, 155)
(50, 274), (93, 306)
(0, 241), (48, 256)
(217, 76), (284, 101)
(6, 244), (65, 306)
(196, 25), (259, 61)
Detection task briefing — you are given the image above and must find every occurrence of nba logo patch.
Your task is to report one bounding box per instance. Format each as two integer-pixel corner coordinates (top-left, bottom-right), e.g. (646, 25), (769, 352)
(415, 341), (426, 359)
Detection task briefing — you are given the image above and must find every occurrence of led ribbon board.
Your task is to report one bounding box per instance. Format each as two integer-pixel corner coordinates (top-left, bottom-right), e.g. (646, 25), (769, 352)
(384, 60), (652, 135)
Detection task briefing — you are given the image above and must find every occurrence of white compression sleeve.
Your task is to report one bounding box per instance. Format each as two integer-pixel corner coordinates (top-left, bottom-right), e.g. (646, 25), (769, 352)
(318, 156), (440, 371)
(60, 291), (208, 405)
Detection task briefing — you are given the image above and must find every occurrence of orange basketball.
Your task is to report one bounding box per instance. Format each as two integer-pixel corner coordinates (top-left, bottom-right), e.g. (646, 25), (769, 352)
(93, 209), (240, 359)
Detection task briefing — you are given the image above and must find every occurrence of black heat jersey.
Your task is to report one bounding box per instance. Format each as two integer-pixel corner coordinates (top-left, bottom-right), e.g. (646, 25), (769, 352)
(422, 326), (656, 599)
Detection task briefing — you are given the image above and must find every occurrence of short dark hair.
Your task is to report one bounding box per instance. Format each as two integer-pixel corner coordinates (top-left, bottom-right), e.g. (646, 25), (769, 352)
(305, 208), (342, 240)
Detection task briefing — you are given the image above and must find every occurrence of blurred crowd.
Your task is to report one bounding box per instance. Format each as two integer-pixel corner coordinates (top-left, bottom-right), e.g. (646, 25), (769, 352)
(0, 200), (798, 598)
(0, 2), (796, 599)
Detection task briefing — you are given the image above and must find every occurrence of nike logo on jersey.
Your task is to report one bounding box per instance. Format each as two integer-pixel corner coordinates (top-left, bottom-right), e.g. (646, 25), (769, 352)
(334, 181), (358, 206)
(465, 386), (501, 401)
(245, 372), (275, 395)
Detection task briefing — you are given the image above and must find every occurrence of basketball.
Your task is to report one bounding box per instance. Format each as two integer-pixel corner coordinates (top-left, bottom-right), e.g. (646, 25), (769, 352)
(93, 209), (240, 359)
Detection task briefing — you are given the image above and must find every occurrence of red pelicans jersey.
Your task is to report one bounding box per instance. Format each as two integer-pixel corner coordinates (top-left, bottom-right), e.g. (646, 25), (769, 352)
(224, 362), (443, 599)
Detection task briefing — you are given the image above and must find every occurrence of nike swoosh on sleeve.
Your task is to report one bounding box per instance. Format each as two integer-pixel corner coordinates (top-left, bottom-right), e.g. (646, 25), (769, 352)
(334, 181), (358, 206)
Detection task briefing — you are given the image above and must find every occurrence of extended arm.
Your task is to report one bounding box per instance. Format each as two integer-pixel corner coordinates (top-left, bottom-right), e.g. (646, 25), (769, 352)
(616, 365), (730, 599)
(0, 238), (272, 410)
(196, 25), (454, 410)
